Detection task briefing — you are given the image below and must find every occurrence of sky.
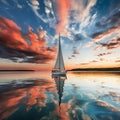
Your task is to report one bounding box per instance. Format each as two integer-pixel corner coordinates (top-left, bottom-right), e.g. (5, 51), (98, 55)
(0, 0), (120, 70)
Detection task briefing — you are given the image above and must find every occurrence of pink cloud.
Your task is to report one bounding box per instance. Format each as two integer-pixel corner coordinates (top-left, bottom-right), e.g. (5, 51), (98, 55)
(0, 16), (57, 63)
(55, 0), (70, 33)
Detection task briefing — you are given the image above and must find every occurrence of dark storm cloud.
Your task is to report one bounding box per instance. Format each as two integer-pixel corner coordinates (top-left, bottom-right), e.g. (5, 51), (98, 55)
(0, 43), (56, 64)
(0, 44), (26, 59)
(0, 16), (56, 63)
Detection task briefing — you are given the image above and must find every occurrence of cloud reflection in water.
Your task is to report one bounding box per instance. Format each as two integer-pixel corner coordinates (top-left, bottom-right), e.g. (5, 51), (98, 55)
(0, 71), (120, 120)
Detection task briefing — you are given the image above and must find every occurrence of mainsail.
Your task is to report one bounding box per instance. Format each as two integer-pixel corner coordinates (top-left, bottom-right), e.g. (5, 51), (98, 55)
(54, 34), (65, 71)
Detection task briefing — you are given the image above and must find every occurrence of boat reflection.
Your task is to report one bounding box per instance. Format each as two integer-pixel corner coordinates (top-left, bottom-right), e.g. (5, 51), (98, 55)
(52, 74), (72, 120)
(52, 74), (67, 106)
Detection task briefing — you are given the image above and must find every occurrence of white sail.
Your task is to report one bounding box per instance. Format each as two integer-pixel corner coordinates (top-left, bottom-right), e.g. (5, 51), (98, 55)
(54, 34), (65, 71)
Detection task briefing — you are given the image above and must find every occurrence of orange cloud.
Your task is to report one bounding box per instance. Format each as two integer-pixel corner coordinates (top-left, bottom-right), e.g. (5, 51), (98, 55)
(25, 26), (47, 54)
(0, 16), (28, 50)
(0, 16), (57, 63)
(55, 0), (70, 33)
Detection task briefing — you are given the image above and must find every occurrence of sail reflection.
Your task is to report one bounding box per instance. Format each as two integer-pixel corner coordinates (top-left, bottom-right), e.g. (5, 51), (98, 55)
(52, 74), (67, 106)
(52, 74), (70, 120)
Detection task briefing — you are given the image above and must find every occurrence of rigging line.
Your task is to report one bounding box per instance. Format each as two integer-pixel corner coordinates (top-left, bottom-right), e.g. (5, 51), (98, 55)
(59, 33), (60, 70)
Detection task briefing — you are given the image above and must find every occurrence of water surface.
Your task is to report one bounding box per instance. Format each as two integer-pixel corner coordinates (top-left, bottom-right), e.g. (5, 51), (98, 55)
(0, 71), (120, 120)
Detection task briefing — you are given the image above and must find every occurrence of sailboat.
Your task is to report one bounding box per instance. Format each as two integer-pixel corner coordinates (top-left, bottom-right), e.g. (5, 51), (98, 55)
(52, 34), (66, 75)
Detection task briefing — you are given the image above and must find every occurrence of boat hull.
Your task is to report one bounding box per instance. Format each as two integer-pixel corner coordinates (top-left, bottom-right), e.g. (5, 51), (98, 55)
(52, 71), (66, 76)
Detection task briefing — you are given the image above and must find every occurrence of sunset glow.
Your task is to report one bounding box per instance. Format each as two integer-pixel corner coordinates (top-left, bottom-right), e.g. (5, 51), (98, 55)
(0, 0), (120, 70)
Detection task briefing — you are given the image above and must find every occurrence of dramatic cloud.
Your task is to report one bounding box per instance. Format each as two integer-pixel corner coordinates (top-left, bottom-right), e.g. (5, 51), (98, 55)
(55, 0), (70, 33)
(0, 16), (56, 63)
(0, 17), (28, 50)
(0, 0), (120, 69)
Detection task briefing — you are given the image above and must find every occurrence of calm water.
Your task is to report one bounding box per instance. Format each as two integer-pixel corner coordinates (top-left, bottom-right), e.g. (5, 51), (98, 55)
(0, 71), (120, 120)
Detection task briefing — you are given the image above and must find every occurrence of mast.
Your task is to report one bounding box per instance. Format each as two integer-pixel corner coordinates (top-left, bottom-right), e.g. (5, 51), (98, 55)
(54, 33), (65, 71)
(59, 33), (60, 70)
